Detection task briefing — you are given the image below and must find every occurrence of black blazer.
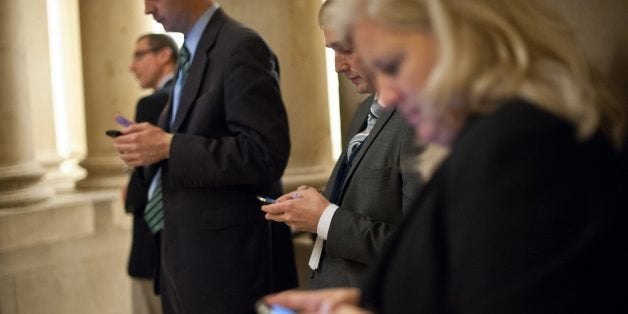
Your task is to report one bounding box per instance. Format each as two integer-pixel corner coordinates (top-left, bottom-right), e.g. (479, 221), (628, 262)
(310, 96), (422, 288)
(361, 100), (628, 313)
(155, 9), (297, 313)
(126, 80), (171, 278)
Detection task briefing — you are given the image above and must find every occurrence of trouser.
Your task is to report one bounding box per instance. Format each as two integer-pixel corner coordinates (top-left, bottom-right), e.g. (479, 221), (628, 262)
(131, 277), (162, 314)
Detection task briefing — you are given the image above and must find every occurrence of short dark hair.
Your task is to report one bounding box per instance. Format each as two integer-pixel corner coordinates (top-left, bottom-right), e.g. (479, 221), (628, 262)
(137, 33), (179, 64)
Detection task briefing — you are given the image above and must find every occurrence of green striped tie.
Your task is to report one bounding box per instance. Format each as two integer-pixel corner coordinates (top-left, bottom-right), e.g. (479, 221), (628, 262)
(179, 44), (191, 82)
(143, 45), (191, 234)
(144, 178), (164, 234)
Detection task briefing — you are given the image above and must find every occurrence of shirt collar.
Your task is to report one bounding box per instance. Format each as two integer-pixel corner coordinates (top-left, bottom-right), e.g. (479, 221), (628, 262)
(183, 2), (220, 60)
(156, 73), (174, 90)
(372, 94), (385, 110)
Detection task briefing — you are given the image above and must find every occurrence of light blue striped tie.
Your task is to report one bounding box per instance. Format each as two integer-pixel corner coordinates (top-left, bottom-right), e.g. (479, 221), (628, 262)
(346, 99), (383, 161)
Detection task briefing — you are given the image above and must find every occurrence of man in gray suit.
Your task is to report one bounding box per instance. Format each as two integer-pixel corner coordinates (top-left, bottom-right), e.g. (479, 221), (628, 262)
(262, 0), (423, 289)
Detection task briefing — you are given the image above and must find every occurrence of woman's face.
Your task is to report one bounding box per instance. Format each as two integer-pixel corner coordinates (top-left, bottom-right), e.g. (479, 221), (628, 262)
(353, 18), (442, 143)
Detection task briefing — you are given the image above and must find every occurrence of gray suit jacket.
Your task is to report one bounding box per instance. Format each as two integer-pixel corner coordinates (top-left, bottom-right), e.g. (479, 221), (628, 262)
(310, 96), (423, 288)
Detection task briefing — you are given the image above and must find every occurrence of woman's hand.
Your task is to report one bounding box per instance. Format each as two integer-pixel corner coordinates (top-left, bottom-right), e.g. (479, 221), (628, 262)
(263, 288), (364, 314)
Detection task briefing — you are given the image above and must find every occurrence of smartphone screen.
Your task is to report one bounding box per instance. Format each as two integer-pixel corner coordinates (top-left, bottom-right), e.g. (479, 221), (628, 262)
(269, 305), (295, 314)
(255, 302), (296, 314)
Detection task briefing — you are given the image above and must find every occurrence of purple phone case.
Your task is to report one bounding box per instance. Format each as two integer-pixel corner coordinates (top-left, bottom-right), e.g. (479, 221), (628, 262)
(115, 116), (133, 127)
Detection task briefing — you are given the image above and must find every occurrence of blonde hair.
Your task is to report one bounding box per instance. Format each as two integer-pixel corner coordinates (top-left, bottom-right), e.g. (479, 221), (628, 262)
(342, 0), (626, 147)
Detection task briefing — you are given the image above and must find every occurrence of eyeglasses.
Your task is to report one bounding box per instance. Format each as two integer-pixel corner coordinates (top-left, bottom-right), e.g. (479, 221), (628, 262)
(132, 48), (159, 61)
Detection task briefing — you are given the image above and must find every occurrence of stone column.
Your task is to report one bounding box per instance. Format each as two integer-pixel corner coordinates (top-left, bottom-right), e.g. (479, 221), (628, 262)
(221, 0), (336, 190)
(17, 0), (78, 193)
(47, 0), (90, 191)
(76, 0), (154, 189)
(0, 0), (54, 208)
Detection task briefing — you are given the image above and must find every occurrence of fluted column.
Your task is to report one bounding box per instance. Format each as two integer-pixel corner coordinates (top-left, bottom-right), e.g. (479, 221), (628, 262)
(0, 0), (54, 208)
(76, 0), (153, 189)
(19, 0), (79, 193)
(221, 0), (336, 190)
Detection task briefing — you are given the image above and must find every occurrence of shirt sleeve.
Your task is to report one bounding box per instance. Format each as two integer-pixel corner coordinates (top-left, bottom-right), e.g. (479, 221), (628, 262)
(316, 204), (339, 240)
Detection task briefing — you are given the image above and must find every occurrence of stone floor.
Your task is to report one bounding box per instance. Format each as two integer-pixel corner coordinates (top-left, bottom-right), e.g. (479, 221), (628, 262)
(0, 191), (313, 314)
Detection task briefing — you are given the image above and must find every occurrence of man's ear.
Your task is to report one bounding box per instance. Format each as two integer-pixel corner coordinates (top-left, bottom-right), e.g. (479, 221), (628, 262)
(157, 48), (172, 64)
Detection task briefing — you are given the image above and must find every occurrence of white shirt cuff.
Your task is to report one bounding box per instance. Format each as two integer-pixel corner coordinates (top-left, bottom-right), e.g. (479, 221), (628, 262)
(316, 204), (339, 240)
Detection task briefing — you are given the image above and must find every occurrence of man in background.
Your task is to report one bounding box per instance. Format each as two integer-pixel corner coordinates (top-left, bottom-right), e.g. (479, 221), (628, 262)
(124, 33), (177, 314)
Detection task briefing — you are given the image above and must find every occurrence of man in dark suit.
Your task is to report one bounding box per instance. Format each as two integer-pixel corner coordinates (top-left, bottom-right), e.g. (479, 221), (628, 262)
(262, 0), (423, 289)
(113, 1), (298, 312)
(125, 33), (178, 314)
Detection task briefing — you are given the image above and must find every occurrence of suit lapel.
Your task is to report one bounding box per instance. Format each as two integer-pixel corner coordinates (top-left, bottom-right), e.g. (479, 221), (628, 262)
(322, 96), (372, 199)
(157, 80), (175, 130)
(171, 9), (227, 132)
(337, 107), (396, 201)
(145, 80), (175, 180)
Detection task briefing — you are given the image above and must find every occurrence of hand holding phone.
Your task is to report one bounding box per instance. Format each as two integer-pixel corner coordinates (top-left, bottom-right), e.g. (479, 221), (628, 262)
(105, 130), (123, 138)
(106, 115), (134, 138)
(255, 301), (296, 314)
(256, 195), (277, 205)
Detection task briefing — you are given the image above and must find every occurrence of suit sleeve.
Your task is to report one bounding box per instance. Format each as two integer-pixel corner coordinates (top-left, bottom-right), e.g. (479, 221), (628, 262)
(167, 34), (290, 187)
(324, 124), (423, 264)
(126, 96), (164, 211)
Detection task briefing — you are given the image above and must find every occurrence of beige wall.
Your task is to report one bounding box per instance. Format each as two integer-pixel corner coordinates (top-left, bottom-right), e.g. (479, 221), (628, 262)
(546, 0), (628, 107)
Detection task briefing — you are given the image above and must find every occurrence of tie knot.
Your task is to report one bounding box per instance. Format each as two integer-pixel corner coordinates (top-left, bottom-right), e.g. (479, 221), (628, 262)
(178, 45), (192, 80)
(179, 45), (190, 63)
(369, 101), (383, 120)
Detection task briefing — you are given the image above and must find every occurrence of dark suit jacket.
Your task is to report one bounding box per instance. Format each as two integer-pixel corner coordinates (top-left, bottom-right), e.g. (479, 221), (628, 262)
(154, 9), (297, 313)
(310, 96), (423, 288)
(361, 99), (628, 313)
(126, 80), (171, 278)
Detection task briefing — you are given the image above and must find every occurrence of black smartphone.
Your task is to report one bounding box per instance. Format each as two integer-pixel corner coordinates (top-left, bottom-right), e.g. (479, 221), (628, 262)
(256, 195), (277, 204)
(255, 301), (296, 314)
(105, 129), (122, 138)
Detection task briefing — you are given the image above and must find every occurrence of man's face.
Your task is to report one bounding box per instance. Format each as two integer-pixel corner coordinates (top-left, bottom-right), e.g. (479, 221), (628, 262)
(144, 0), (188, 33)
(323, 27), (375, 94)
(129, 38), (164, 89)
(353, 18), (439, 143)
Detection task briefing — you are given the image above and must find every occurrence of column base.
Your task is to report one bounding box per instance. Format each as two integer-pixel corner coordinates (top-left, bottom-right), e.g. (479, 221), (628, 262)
(0, 162), (54, 208)
(38, 152), (85, 193)
(0, 190), (132, 313)
(76, 156), (129, 190)
(0, 194), (94, 252)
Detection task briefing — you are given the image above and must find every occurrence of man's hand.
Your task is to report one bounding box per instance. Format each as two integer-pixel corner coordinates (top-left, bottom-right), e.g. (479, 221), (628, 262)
(263, 288), (363, 314)
(113, 122), (172, 167)
(261, 186), (330, 232)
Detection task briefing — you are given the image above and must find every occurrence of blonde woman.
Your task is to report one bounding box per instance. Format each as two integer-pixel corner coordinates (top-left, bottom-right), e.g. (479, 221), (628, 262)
(263, 0), (628, 313)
